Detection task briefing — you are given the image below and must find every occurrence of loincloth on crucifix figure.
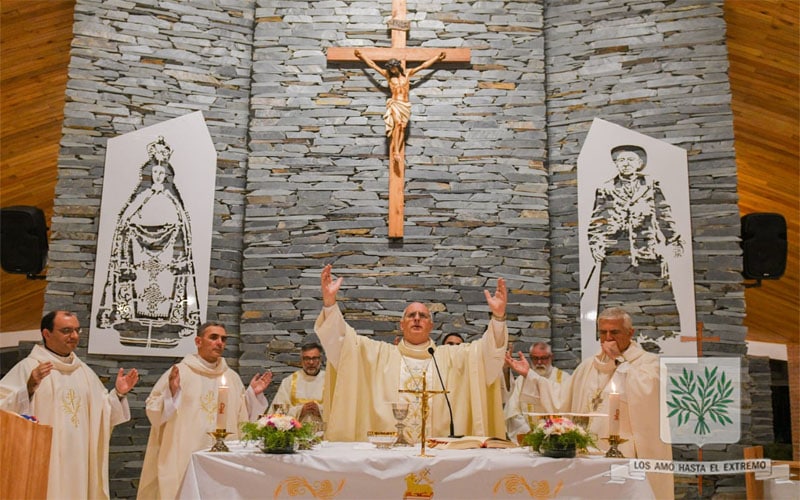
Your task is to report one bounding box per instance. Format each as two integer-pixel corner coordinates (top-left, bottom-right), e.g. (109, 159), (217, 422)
(384, 99), (411, 138)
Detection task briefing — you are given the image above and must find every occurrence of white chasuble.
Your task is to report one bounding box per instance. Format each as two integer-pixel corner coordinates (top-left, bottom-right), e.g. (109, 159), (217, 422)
(137, 355), (266, 500)
(0, 344), (130, 500)
(316, 305), (508, 442)
(504, 367), (572, 440)
(522, 342), (674, 499)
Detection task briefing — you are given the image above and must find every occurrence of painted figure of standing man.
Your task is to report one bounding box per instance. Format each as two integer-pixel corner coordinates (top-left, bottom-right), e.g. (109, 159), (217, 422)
(587, 145), (684, 348)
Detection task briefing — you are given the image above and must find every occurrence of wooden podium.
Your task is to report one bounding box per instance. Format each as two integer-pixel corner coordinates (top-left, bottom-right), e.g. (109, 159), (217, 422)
(0, 410), (53, 499)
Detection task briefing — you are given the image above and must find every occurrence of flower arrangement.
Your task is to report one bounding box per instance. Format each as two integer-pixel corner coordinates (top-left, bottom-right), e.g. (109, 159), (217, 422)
(522, 417), (595, 457)
(241, 413), (314, 453)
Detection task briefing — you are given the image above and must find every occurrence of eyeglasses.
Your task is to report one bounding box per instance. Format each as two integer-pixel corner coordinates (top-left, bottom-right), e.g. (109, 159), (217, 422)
(57, 327), (81, 335)
(302, 356), (321, 362)
(531, 356), (551, 362)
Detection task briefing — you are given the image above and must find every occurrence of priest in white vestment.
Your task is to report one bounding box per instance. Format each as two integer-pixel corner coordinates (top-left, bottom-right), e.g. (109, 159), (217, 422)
(0, 310), (139, 500)
(504, 342), (572, 441)
(272, 341), (325, 423)
(137, 322), (272, 499)
(506, 307), (674, 499)
(315, 264), (509, 443)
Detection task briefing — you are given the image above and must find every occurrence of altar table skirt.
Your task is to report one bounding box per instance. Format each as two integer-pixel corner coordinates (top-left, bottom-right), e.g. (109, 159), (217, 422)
(178, 441), (655, 499)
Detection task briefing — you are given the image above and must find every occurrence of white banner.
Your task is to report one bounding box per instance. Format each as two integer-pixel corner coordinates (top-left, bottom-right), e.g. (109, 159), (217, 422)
(89, 112), (216, 357)
(578, 118), (697, 359)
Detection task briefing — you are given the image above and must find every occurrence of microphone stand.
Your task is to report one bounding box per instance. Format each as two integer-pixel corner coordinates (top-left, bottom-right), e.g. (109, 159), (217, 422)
(427, 346), (461, 438)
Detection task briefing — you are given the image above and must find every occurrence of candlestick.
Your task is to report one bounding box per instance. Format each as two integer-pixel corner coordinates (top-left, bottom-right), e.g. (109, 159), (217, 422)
(208, 429), (231, 452)
(217, 375), (228, 430)
(605, 434), (625, 458)
(608, 382), (620, 437)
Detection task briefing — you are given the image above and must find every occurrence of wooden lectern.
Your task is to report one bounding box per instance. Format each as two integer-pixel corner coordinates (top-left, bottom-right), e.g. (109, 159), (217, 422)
(0, 410), (53, 499)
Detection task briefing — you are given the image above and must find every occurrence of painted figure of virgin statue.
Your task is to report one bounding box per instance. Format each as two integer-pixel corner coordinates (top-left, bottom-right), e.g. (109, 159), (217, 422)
(96, 136), (200, 348)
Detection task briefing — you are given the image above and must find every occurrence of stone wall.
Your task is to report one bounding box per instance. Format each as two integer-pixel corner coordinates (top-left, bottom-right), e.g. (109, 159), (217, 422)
(747, 356), (776, 445)
(543, 0), (744, 368)
(241, 0), (550, 382)
(47, 0), (257, 496)
(43, 0), (747, 497)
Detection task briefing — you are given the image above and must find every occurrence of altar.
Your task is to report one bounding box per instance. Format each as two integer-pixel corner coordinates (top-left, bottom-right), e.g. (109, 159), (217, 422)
(178, 441), (654, 499)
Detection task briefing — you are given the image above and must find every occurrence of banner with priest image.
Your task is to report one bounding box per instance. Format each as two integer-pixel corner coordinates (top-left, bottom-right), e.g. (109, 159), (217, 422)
(89, 111), (216, 356)
(578, 118), (697, 359)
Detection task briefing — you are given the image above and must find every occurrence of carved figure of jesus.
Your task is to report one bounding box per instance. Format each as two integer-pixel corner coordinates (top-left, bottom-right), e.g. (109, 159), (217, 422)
(353, 49), (446, 173)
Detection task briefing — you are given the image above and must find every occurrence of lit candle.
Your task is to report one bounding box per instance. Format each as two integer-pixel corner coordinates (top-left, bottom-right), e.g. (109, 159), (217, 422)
(608, 381), (620, 436)
(217, 375), (228, 430)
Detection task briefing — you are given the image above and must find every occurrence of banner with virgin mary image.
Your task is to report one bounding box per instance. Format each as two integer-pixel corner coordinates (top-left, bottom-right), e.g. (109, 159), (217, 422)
(89, 111), (216, 356)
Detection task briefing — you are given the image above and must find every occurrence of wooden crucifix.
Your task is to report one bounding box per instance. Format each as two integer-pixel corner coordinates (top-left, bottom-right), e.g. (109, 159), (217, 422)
(327, 0), (470, 239)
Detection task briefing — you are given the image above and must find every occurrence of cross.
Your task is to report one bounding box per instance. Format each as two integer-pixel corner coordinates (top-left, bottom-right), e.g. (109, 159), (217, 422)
(327, 0), (471, 239)
(680, 321), (721, 496)
(399, 371), (447, 457)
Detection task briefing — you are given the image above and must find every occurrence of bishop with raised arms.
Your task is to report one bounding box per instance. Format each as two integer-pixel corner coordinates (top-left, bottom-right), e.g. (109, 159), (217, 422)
(316, 264), (509, 442)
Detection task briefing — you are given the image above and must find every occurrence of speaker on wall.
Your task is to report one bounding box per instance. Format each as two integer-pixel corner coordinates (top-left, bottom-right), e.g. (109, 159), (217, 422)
(741, 212), (787, 280)
(0, 206), (49, 277)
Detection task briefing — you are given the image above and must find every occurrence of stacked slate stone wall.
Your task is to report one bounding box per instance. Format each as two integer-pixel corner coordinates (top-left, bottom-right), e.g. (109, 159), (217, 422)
(241, 0), (550, 381)
(43, 0), (748, 497)
(45, 0), (257, 495)
(542, 0), (747, 496)
(543, 0), (744, 365)
(746, 356), (776, 445)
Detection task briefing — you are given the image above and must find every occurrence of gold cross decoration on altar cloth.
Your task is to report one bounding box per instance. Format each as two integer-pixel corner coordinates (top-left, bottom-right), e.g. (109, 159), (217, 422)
(399, 370), (447, 457)
(326, 0), (471, 239)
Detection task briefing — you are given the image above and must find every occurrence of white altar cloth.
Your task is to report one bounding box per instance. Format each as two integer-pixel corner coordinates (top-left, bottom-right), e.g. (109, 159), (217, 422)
(178, 441), (654, 499)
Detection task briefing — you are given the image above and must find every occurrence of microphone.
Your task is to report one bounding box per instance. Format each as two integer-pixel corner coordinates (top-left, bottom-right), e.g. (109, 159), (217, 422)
(427, 346), (461, 438)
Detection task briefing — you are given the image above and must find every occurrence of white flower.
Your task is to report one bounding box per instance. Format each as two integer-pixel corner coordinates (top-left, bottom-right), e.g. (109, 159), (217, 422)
(267, 414), (296, 431)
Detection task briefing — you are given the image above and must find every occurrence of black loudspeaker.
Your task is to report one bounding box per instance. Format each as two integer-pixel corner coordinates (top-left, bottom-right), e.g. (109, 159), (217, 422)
(741, 213), (787, 280)
(0, 206), (49, 276)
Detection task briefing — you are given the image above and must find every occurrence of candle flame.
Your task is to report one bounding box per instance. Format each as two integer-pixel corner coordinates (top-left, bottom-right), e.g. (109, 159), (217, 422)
(611, 381), (617, 393)
(220, 374), (227, 386)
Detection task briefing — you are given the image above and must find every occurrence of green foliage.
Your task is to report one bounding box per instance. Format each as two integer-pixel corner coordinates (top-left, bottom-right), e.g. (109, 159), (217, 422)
(667, 366), (734, 435)
(241, 414), (314, 451)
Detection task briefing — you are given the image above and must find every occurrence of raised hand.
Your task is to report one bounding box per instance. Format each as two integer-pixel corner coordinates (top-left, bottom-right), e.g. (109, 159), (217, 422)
(321, 264), (343, 307)
(249, 371), (273, 396)
(168, 365), (181, 397)
(504, 350), (530, 377)
(484, 277), (507, 319)
(26, 361), (53, 397)
(115, 367), (139, 396)
(601, 340), (621, 360)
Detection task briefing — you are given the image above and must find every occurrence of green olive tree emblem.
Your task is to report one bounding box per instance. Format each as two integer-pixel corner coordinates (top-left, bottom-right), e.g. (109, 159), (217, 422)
(667, 366), (734, 435)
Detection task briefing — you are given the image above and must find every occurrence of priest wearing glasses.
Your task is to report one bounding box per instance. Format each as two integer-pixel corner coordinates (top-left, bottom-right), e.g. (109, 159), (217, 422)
(315, 264), (508, 443)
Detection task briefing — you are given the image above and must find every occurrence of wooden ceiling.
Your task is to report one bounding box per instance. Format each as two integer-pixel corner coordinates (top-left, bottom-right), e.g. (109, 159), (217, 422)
(1, 0), (798, 345)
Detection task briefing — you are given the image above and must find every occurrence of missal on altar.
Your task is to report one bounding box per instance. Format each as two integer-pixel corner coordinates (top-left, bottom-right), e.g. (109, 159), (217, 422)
(427, 436), (516, 450)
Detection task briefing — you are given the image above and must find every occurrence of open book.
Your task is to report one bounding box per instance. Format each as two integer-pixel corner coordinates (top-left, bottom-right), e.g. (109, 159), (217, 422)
(426, 436), (516, 450)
